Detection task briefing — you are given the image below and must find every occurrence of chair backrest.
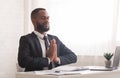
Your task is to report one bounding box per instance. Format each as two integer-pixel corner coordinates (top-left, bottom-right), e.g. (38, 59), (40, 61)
(16, 63), (25, 72)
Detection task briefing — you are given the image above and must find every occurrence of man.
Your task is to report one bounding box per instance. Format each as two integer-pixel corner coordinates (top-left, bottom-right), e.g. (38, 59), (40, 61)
(18, 8), (77, 71)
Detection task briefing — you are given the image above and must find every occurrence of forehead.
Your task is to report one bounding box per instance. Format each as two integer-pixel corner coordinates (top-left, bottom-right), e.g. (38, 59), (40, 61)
(38, 10), (49, 16)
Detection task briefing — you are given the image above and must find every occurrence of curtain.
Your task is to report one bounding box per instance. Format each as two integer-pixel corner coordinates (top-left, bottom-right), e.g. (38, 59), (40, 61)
(117, 0), (120, 45)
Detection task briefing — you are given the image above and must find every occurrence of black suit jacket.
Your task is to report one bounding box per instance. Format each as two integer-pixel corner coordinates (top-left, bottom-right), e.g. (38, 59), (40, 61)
(18, 32), (77, 71)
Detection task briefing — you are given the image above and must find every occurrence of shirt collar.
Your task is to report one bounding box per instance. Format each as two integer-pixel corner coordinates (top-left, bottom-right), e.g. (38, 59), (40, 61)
(34, 31), (47, 39)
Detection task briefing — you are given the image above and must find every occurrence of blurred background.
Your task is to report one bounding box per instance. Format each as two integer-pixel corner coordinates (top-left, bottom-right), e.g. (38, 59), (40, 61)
(0, 0), (120, 78)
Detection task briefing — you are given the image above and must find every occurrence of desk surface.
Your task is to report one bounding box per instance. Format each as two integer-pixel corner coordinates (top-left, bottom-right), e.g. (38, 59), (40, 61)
(16, 66), (120, 78)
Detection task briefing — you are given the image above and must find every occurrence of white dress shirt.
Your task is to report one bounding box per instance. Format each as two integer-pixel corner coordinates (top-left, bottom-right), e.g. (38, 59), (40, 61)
(34, 31), (50, 69)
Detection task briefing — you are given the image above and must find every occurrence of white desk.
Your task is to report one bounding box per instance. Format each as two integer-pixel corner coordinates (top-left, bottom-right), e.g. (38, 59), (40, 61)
(16, 67), (120, 78)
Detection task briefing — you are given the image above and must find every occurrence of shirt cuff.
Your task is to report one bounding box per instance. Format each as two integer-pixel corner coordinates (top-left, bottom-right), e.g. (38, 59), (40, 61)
(47, 57), (50, 64)
(47, 57), (61, 64)
(56, 57), (61, 64)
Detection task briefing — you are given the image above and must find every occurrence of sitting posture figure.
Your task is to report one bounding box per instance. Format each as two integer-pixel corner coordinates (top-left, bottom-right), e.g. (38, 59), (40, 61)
(18, 8), (77, 71)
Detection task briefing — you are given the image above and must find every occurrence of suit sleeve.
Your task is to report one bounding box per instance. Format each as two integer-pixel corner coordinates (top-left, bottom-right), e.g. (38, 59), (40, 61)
(18, 36), (49, 71)
(55, 37), (77, 66)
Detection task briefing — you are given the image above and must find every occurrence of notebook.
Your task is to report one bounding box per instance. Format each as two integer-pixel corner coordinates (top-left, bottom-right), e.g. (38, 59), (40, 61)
(89, 46), (120, 71)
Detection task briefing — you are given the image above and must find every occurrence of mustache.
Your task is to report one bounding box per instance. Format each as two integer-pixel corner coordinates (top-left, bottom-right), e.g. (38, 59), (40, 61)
(43, 22), (49, 25)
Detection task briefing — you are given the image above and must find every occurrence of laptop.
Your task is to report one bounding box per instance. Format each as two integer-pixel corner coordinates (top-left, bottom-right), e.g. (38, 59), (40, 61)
(89, 46), (120, 71)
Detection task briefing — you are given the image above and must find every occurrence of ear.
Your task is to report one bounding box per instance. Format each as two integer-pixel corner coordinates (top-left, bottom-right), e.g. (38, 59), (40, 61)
(32, 18), (36, 25)
(31, 18), (37, 30)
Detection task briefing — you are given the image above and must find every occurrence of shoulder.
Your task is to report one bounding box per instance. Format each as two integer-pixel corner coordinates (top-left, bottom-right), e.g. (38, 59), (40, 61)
(21, 32), (36, 38)
(47, 34), (59, 40)
(20, 32), (37, 41)
(47, 34), (63, 44)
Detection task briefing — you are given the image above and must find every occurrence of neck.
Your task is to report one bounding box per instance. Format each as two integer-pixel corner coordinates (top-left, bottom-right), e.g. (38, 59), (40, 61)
(35, 30), (46, 35)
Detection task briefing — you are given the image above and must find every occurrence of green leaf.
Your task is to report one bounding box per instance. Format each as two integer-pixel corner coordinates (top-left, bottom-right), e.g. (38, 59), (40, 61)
(104, 53), (113, 61)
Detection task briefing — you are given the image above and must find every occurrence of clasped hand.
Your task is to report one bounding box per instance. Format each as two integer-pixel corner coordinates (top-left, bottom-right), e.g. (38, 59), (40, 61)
(46, 39), (59, 63)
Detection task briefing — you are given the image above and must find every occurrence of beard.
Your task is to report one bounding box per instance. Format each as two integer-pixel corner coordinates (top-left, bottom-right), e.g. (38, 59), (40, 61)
(36, 22), (50, 33)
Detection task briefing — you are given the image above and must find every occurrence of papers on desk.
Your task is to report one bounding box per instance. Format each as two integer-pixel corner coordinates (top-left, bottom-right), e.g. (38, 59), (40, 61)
(52, 65), (89, 71)
(34, 66), (90, 76)
(35, 70), (81, 76)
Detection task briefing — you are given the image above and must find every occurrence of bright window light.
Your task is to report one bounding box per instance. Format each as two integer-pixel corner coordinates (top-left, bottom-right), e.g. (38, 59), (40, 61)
(47, 0), (117, 55)
(27, 0), (118, 55)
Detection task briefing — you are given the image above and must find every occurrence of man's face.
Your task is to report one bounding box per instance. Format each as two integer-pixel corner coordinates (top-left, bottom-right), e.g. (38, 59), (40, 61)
(34, 10), (50, 33)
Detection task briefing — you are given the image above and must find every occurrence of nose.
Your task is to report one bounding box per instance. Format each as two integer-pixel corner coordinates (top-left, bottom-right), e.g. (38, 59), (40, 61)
(46, 17), (49, 22)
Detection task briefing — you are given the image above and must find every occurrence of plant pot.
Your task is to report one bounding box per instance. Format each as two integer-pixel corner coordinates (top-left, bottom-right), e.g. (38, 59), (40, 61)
(105, 60), (111, 68)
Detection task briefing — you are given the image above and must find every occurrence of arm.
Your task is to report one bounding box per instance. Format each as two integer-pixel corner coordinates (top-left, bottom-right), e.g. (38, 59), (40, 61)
(54, 36), (77, 66)
(18, 36), (49, 71)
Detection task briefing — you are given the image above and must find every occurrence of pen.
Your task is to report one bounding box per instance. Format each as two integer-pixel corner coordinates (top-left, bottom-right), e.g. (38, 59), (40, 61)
(54, 71), (61, 73)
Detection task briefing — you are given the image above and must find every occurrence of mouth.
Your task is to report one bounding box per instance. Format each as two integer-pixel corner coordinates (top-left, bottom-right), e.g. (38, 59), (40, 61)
(44, 23), (49, 28)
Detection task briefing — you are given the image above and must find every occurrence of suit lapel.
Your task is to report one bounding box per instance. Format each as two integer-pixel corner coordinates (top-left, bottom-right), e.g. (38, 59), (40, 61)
(48, 34), (53, 42)
(31, 32), (42, 56)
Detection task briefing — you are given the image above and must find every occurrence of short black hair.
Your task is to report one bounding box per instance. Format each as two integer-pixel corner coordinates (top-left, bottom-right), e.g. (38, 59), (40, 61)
(31, 8), (46, 19)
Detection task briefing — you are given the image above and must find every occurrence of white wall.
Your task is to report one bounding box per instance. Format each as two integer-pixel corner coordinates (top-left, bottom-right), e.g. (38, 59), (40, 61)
(0, 0), (24, 78)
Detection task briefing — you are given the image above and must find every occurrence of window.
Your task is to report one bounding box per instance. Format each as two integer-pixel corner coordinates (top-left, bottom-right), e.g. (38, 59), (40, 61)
(25, 0), (119, 55)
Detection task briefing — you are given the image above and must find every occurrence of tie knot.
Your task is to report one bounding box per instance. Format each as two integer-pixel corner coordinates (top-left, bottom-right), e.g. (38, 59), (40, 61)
(43, 36), (47, 40)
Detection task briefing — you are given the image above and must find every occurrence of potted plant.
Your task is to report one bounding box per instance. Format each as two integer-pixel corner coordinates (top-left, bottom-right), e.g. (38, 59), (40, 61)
(104, 53), (113, 68)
